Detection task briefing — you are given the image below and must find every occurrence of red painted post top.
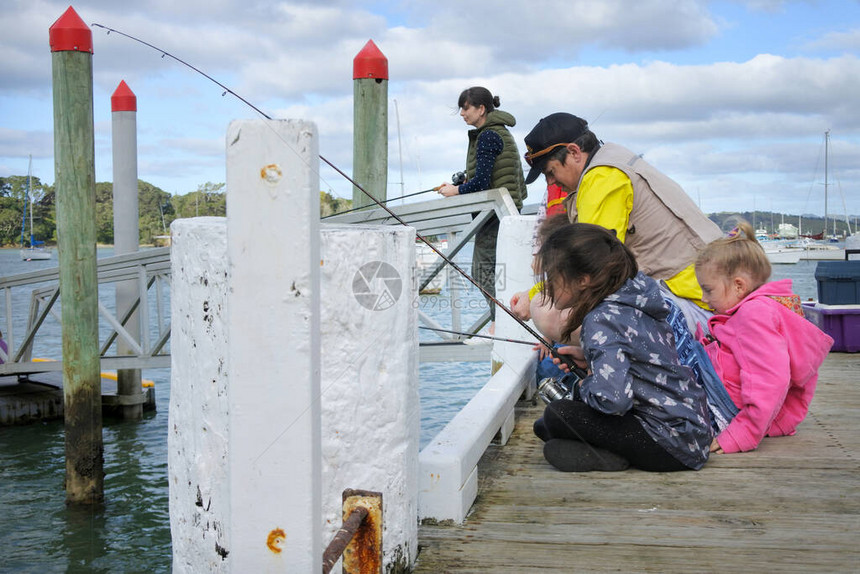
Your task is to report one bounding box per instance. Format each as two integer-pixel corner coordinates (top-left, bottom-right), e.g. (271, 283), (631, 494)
(353, 40), (388, 80)
(111, 80), (137, 112)
(49, 6), (93, 53)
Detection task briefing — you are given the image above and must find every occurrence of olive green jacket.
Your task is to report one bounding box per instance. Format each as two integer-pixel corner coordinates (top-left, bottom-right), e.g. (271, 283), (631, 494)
(465, 110), (527, 209)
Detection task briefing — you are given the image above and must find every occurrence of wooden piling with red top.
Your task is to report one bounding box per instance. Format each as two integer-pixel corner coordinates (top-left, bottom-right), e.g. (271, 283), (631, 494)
(50, 5), (104, 505)
(352, 40), (389, 209)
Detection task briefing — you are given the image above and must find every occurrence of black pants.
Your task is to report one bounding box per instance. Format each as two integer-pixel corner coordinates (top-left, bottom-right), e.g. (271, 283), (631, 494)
(472, 215), (499, 321)
(534, 399), (688, 472)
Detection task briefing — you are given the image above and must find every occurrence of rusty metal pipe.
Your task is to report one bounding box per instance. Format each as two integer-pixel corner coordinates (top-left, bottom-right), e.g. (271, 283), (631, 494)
(322, 506), (369, 574)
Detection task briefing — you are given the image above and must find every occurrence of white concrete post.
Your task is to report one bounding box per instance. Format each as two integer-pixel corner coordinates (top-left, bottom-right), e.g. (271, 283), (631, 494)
(226, 119), (321, 571)
(168, 217), (231, 573)
(111, 80), (142, 417)
(494, 215), (540, 377)
(319, 224), (419, 570)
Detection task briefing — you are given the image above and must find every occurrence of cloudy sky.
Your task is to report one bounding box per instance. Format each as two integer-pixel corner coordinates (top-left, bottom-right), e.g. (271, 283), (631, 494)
(1, 0), (858, 225)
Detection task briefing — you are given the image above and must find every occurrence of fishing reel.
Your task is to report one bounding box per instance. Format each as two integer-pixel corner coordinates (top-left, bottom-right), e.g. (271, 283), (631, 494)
(451, 171), (466, 186)
(537, 371), (582, 405)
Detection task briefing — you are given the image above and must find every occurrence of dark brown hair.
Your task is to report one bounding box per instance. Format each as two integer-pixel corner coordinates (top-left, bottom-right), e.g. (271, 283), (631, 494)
(458, 87), (500, 112)
(539, 223), (638, 341)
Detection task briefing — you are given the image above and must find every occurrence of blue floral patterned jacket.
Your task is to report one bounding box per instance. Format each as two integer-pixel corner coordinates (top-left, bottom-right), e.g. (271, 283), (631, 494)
(579, 272), (712, 469)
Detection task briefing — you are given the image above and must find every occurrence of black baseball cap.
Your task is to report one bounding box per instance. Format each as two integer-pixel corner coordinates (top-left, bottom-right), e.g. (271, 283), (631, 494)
(523, 113), (590, 184)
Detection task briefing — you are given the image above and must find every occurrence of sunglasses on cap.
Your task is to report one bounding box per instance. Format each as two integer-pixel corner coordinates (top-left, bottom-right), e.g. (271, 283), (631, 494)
(524, 142), (571, 167)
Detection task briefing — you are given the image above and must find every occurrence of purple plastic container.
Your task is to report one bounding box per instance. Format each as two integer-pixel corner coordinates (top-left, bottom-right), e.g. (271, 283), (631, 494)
(802, 302), (860, 353)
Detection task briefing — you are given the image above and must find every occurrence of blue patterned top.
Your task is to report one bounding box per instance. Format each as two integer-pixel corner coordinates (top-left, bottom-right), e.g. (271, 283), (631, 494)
(579, 272), (713, 469)
(458, 129), (503, 194)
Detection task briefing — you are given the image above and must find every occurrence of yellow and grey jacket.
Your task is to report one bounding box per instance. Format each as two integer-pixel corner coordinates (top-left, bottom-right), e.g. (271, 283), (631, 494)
(564, 142), (721, 281)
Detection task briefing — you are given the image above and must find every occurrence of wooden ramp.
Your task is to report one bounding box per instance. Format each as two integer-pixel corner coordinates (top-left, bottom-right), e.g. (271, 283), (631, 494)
(415, 352), (860, 573)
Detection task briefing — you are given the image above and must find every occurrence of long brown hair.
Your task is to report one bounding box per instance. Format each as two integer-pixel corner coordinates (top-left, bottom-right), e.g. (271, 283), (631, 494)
(695, 221), (771, 289)
(539, 223), (638, 342)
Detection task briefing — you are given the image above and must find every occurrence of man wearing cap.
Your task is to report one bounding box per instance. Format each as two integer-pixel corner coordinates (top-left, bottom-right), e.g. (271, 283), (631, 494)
(512, 112), (722, 337)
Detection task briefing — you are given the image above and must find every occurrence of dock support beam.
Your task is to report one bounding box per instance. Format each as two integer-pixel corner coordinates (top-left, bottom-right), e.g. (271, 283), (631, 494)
(50, 7), (104, 504)
(111, 80), (144, 419)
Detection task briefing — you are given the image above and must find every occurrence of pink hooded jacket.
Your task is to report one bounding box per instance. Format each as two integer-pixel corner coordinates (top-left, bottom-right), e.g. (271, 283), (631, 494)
(698, 279), (833, 453)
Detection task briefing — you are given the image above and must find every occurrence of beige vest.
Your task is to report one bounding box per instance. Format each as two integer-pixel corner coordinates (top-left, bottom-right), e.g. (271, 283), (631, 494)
(566, 143), (722, 279)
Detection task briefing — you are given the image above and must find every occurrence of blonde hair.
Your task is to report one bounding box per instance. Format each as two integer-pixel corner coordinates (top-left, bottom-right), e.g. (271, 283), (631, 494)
(696, 221), (771, 289)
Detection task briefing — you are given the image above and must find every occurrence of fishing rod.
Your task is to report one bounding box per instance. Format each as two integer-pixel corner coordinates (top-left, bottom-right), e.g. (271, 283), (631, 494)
(94, 23), (608, 464)
(420, 326), (586, 379)
(420, 326), (539, 346)
(91, 23), (583, 374)
(323, 169), (464, 218)
(322, 186), (440, 219)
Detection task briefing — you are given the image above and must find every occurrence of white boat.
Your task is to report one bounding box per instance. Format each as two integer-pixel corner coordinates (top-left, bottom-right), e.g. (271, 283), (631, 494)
(761, 241), (803, 264)
(20, 248), (51, 261)
(19, 156), (52, 262)
(797, 238), (845, 261)
(846, 233), (860, 260)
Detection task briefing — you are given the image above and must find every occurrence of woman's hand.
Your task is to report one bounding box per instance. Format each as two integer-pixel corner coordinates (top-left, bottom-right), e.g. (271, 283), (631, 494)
(510, 291), (531, 321)
(710, 438), (723, 454)
(437, 183), (459, 197)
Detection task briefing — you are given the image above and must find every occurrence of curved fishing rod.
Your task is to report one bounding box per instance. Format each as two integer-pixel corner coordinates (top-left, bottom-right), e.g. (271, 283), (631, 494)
(420, 326), (536, 346)
(321, 185), (440, 219)
(92, 22), (585, 377)
(94, 23), (608, 464)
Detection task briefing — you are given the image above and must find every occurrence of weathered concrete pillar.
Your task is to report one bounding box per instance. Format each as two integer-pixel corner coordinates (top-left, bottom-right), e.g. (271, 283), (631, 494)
(169, 218), (231, 572)
(352, 39), (388, 209)
(169, 219), (419, 572)
(319, 223), (419, 570)
(226, 119), (322, 570)
(50, 5), (104, 505)
(111, 79), (143, 419)
(169, 119), (421, 572)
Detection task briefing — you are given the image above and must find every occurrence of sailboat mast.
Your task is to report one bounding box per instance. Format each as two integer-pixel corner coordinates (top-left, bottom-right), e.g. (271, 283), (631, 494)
(393, 98), (405, 201)
(28, 156), (35, 246)
(824, 130), (829, 237)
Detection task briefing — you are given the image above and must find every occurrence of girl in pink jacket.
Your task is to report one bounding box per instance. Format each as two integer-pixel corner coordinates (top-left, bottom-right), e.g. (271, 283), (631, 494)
(695, 223), (833, 454)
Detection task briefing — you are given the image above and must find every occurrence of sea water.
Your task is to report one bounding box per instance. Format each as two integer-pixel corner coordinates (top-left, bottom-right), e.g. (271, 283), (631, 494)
(0, 247), (821, 571)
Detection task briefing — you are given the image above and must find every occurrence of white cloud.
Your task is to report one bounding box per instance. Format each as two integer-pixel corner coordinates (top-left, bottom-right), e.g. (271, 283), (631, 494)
(1, 0), (858, 217)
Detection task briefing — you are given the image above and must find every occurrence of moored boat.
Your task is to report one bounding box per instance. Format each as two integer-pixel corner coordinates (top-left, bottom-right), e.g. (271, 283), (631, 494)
(19, 155), (52, 262)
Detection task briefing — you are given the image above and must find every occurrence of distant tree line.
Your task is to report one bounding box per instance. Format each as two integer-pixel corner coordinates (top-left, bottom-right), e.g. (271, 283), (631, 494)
(0, 176), (357, 247)
(709, 211), (856, 237)
(10, 176), (850, 246)
(320, 191), (352, 217)
(0, 176), (226, 247)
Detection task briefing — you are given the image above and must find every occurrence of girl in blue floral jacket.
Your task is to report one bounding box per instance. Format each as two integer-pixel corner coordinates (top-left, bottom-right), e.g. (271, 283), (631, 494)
(533, 223), (712, 472)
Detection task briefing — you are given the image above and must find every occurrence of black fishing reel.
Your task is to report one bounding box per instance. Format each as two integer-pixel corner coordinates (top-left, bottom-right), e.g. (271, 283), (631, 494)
(451, 171), (466, 186)
(537, 372), (582, 405)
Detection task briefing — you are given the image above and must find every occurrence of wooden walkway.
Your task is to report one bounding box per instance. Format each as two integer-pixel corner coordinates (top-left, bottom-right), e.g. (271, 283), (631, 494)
(415, 352), (860, 573)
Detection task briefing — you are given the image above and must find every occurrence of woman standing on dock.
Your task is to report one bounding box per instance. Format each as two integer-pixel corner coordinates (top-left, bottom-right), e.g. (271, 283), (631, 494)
(533, 223), (712, 472)
(437, 87), (527, 334)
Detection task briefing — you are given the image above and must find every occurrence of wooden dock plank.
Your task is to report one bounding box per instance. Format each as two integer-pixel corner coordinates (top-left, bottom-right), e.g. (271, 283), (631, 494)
(415, 352), (860, 573)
